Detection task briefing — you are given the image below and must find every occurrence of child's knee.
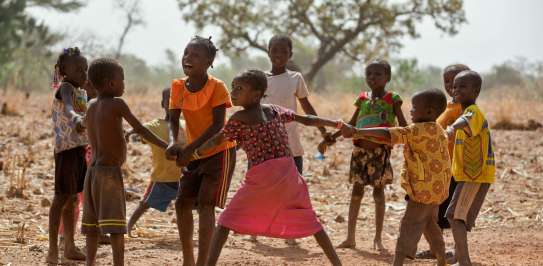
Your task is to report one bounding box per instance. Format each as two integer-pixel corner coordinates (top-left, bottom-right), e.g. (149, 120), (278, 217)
(372, 188), (385, 204)
(174, 196), (192, 210)
(352, 183), (364, 197)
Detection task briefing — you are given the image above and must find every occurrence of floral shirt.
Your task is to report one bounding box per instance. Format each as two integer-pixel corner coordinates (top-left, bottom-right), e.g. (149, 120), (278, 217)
(222, 105), (294, 169)
(388, 122), (452, 205)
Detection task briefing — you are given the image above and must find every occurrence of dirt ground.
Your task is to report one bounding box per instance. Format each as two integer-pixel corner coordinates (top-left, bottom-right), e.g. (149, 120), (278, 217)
(1, 92), (542, 265)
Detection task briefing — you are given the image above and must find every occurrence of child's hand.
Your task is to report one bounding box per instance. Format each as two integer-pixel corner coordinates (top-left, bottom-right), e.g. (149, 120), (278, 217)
(317, 140), (328, 154)
(165, 143), (181, 160)
(176, 148), (192, 167)
(341, 123), (355, 138)
(446, 126), (456, 140)
(73, 115), (85, 133)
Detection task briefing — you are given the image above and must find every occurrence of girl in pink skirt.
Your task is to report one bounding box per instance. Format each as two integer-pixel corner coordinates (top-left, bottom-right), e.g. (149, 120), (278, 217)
(179, 70), (344, 266)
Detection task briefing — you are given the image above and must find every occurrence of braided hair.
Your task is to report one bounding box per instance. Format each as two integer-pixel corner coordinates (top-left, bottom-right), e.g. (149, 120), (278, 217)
(189, 35), (218, 67)
(52, 47), (82, 89)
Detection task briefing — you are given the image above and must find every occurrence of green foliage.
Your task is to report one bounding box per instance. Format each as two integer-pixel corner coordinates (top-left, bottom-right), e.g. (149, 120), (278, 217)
(176, 0), (466, 85)
(0, 0), (84, 91)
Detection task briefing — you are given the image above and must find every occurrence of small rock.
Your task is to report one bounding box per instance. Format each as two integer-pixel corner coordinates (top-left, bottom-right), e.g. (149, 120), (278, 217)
(41, 198), (51, 207)
(29, 244), (43, 253)
(33, 188), (42, 195)
(335, 215), (346, 223)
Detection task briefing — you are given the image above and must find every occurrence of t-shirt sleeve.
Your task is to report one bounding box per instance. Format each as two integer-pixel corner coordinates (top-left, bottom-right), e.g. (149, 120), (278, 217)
(389, 125), (413, 145)
(169, 79), (183, 110)
(294, 73), (309, 99)
(462, 105), (484, 136)
(210, 81), (233, 108)
(392, 93), (403, 105)
(222, 119), (241, 142)
(275, 105), (296, 123)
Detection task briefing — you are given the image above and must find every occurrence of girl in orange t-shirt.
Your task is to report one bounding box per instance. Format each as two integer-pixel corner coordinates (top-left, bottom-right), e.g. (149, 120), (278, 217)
(165, 36), (236, 266)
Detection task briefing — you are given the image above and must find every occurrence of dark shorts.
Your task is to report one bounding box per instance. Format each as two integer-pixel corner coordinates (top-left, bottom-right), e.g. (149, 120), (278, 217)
(293, 156), (303, 175)
(349, 146), (393, 188)
(178, 148), (236, 209)
(81, 165), (126, 235)
(54, 146), (87, 195)
(445, 181), (490, 231)
(143, 181), (179, 212)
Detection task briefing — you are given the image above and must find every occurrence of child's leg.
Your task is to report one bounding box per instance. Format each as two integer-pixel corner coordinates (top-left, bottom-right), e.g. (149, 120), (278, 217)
(206, 225), (231, 266)
(175, 196), (196, 266)
(127, 201), (150, 237)
(449, 218), (470, 266)
(392, 201), (428, 266)
(61, 194), (85, 260)
(424, 211), (446, 266)
(197, 179), (220, 266)
(85, 232), (98, 266)
(110, 233), (125, 266)
(47, 194), (70, 263)
(373, 186), (386, 250)
(314, 229), (342, 266)
(338, 182), (364, 248)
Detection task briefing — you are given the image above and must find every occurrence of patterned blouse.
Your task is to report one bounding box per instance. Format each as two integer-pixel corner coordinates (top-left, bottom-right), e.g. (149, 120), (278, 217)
(52, 82), (88, 153)
(222, 105), (295, 169)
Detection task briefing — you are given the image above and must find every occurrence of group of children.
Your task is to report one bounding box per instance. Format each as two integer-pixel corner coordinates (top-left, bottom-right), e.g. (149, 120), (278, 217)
(47, 35), (494, 266)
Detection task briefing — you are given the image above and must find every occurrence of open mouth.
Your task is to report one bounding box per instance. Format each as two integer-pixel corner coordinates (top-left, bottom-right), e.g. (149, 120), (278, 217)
(183, 63), (194, 70)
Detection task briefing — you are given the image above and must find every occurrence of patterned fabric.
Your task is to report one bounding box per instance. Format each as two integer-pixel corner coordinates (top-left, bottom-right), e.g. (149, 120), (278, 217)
(354, 91), (402, 143)
(452, 105), (495, 183)
(52, 82), (88, 153)
(388, 122), (452, 205)
(222, 105), (295, 169)
(169, 75), (236, 159)
(436, 101), (463, 158)
(349, 146), (393, 187)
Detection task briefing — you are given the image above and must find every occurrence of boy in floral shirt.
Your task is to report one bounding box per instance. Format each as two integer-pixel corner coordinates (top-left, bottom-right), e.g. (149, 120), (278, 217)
(342, 89), (450, 266)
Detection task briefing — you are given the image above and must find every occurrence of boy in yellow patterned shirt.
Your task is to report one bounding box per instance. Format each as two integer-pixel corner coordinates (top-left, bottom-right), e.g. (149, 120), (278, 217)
(445, 70), (494, 266)
(342, 89), (450, 266)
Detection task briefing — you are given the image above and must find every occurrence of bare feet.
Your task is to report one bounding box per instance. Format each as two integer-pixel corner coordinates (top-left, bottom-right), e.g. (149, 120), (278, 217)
(64, 246), (86, 261)
(373, 239), (386, 253)
(45, 249), (58, 265)
(337, 239), (356, 249)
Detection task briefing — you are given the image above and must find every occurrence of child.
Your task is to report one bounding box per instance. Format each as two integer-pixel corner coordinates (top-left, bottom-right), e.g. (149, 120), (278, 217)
(166, 36), (237, 266)
(417, 63), (470, 259)
(47, 47), (88, 264)
(341, 89), (451, 266)
(445, 70), (494, 266)
(262, 35), (332, 175)
(126, 88), (186, 236)
(190, 70), (342, 266)
(324, 59), (407, 250)
(83, 58), (167, 265)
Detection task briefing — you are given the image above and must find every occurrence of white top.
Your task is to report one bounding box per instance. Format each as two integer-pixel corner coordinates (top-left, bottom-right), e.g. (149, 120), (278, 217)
(262, 70), (309, 157)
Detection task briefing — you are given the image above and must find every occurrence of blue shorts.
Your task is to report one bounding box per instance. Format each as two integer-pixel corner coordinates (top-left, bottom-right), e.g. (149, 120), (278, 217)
(142, 182), (179, 212)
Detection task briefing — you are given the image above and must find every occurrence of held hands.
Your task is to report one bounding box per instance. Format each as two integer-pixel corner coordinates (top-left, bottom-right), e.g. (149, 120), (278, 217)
(175, 147), (193, 167)
(165, 143), (182, 161)
(73, 115), (86, 133)
(446, 126), (456, 140)
(340, 124), (356, 138)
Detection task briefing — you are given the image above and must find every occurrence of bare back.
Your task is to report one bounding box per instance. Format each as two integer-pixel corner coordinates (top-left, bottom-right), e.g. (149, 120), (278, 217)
(86, 97), (127, 166)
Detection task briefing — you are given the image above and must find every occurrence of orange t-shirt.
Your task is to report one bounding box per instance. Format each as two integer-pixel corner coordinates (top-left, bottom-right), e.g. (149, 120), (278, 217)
(169, 75), (235, 159)
(436, 101), (463, 158)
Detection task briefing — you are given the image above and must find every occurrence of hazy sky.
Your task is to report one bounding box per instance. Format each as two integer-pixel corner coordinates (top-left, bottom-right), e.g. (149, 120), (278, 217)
(29, 0), (543, 71)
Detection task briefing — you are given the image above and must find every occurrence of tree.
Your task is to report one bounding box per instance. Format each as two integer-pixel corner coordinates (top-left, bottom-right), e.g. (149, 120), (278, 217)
(175, 0), (466, 86)
(114, 0), (145, 59)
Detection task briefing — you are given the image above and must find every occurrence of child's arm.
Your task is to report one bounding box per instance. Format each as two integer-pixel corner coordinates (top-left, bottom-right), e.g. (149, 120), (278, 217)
(298, 97), (332, 140)
(293, 113), (346, 130)
(166, 109), (183, 158)
(341, 125), (392, 144)
(393, 100), (408, 127)
(446, 116), (471, 139)
(116, 98), (167, 149)
(178, 104), (227, 158)
(179, 132), (225, 167)
(329, 108), (359, 141)
(58, 83), (85, 132)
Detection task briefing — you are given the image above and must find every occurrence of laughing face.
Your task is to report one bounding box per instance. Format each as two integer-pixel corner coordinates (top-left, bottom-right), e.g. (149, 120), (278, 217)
(181, 42), (212, 77)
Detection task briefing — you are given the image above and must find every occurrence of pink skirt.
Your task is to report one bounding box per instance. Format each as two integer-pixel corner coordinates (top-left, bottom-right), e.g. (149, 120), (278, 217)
(218, 157), (322, 239)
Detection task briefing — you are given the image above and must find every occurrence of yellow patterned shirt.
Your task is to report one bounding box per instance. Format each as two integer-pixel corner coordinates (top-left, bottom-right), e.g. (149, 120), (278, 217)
(452, 105), (495, 184)
(388, 122), (451, 205)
